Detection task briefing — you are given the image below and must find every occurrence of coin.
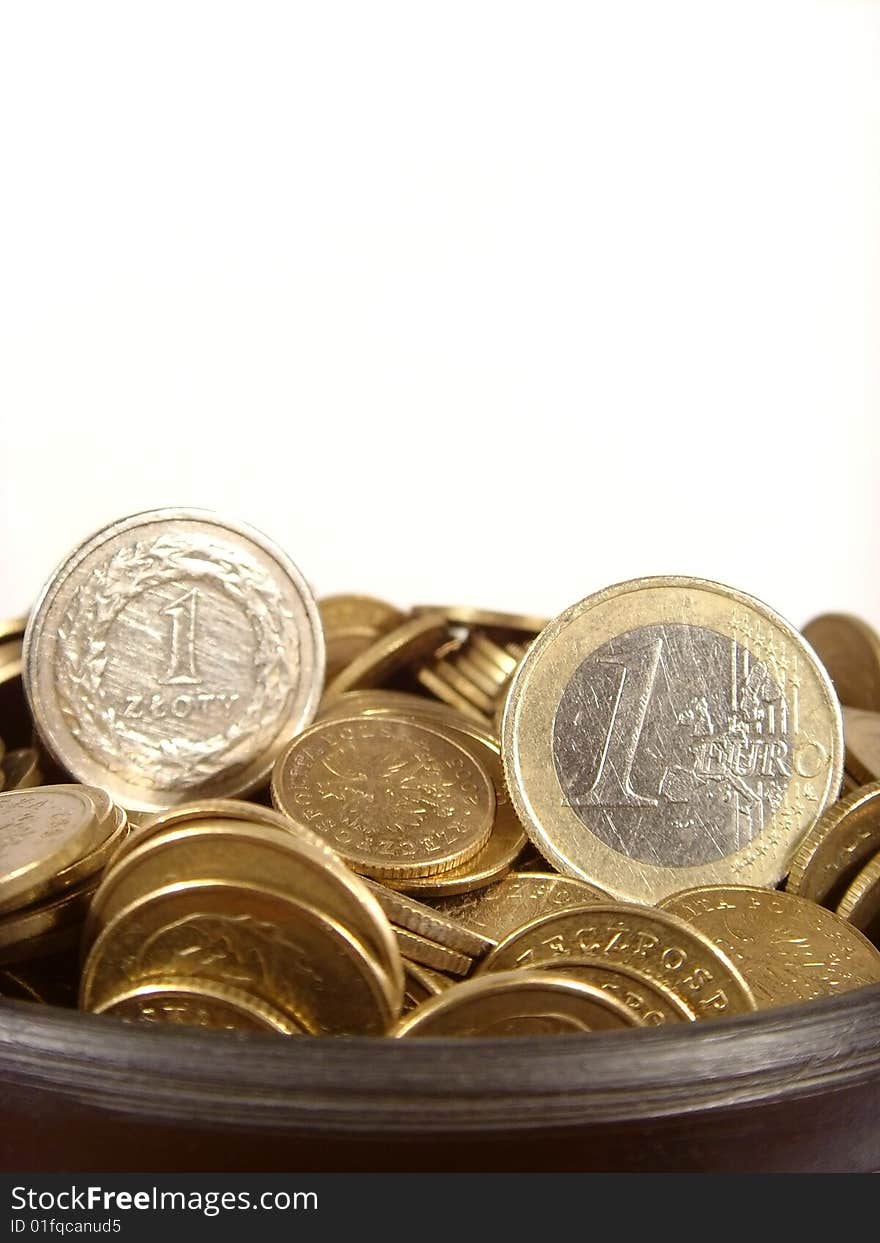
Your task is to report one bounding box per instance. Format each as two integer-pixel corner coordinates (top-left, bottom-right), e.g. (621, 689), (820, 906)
(0, 967), (47, 1003)
(84, 820), (404, 1011)
(660, 885), (880, 1006)
(0, 881), (97, 965)
(427, 872), (611, 946)
(479, 902), (757, 1017)
(402, 959), (451, 1012)
(413, 606), (547, 635)
(841, 707), (880, 785)
(395, 969), (644, 1036)
(786, 781), (880, 907)
(93, 977), (302, 1034)
(360, 877), (494, 958)
(23, 508), (325, 812)
(557, 961), (696, 1025)
(0, 785), (105, 914)
(836, 855), (880, 935)
(115, 797), (314, 861)
(81, 880), (397, 1034)
(390, 927), (472, 976)
(1, 749), (42, 791)
(319, 595), (404, 683)
(503, 576), (843, 904)
(0, 617), (27, 646)
(271, 715), (496, 880)
(322, 612), (449, 700)
(317, 688), (475, 730)
(417, 631), (532, 723)
(802, 613), (880, 712)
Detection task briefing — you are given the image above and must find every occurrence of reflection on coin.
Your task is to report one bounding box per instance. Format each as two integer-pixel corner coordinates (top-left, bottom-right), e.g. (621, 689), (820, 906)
(0, 882), (97, 964)
(84, 820), (403, 1011)
(836, 855), (880, 936)
(558, 961), (695, 1025)
(361, 877), (493, 958)
(395, 969), (644, 1036)
(0, 786), (105, 914)
(841, 707), (880, 785)
(319, 595), (404, 684)
(322, 612), (449, 700)
(23, 509), (324, 812)
(802, 614), (880, 712)
(0, 749), (42, 791)
(503, 577), (843, 904)
(271, 716), (495, 880)
(787, 782), (880, 907)
(82, 880), (397, 1035)
(390, 927), (472, 976)
(660, 885), (880, 1006)
(480, 902), (757, 1017)
(402, 959), (452, 1013)
(428, 872), (611, 946)
(93, 977), (301, 1034)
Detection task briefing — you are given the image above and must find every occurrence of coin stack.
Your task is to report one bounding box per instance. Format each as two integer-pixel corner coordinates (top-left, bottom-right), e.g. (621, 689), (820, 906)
(1, 509), (880, 1037)
(0, 785), (127, 973)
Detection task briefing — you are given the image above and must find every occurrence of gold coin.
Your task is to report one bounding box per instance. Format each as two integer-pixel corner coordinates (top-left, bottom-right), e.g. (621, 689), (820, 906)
(802, 613), (880, 712)
(84, 819), (403, 1009)
(660, 884), (880, 1006)
(557, 961), (696, 1025)
(412, 606), (547, 636)
(786, 781), (880, 907)
(92, 976), (302, 1034)
(427, 871), (612, 946)
(390, 927), (472, 976)
(841, 770), (860, 795)
(836, 854), (880, 935)
(317, 688), (476, 731)
(341, 712), (527, 897)
(4, 802), (127, 914)
(402, 959), (451, 1012)
(395, 969), (644, 1037)
(116, 797), (311, 862)
(479, 902), (757, 1018)
(503, 576), (843, 904)
(0, 785), (105, 915)
(841, 707), (880, 785)
(0, 881), (96, 966)
(271, 715), (495, 880)
(1, 749), (42, 791)
(0, 617), (27, 646)
(322, 612), (449, 700)
(319, 595), (404, 683)
(23, 508), (325, 812)
(360, 876), (494, 958)
(82, 879), (397, 1034)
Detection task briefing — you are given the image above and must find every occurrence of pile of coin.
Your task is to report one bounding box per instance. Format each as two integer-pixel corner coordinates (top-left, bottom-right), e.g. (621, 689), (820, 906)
(0, 508), (879, 1037)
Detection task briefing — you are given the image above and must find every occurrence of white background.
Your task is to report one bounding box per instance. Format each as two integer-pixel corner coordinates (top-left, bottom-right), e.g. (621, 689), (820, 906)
(1, 2), (878, 629)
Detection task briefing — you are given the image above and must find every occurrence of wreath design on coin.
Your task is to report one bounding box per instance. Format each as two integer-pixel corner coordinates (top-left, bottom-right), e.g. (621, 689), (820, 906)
(55, 534), (295, 788)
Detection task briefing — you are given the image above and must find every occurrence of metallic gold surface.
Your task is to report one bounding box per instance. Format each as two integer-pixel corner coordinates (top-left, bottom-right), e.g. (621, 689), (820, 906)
(0, 881), (97, 965)
(428, 872), (611, 946)
(0, 785), (105, 915)
(558, 961), (696, 1025)
(93, 976), (302, 1034)
(271, 715), (495, 880)
(322, 612), (449, 700)
(841, 707), (880, 785)
(660, 884), (880, 1006)
(319, 595), (404, 684)
(361, 877), (494, 958)
(395, 969), (644, 1036)
(0, 748), (42, 791)
(413, 606), (547, 635)
(84, 820), (404, 1012)
(786, 781), (880, 907)
(82, 879), (397, 1034)
(802, 613), (880, 712)
(402, 958), (451, 1013)
(480, 902), (757, 1018)
(23, 509), (325, 812)
(390, 927), (472, 976)
(503, 577), (843, 904)
(836, 854), (880, 935)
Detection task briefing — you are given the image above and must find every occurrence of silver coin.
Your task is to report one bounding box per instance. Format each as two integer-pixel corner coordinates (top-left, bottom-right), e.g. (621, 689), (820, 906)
(24, 509), (324, 811)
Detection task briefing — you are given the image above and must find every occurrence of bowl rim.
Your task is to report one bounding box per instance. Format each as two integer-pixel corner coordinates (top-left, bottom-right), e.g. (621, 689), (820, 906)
(2, 983), (880, 1135)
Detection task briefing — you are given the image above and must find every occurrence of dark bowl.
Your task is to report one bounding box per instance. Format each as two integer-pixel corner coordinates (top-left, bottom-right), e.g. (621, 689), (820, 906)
(2, 983), (880, 1172)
